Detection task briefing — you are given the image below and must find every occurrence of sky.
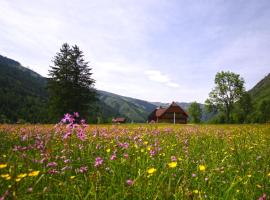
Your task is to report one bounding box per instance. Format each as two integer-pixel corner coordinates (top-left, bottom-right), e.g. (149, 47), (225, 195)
(0, 0), (270, 103)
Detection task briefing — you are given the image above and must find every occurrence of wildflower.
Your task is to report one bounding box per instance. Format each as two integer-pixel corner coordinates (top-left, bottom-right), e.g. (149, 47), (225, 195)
(79, 166), (88, 173)
(94, 157), (103, 167)
(110, 154), (117, 160)
(47, 162), (57, 167)
(1, 174), (10, 178)
(147, 167), (157, 174)
(247, 174), (252, 178)
(126, 179), (134, 186)
(199, 165), (206, 171)
(48, 169), (58, 174)
(28, 171), (40, 177)
(258, 193), (267, 200)
(268, 172), (270, 177)
(123, 153), (129, 159)
(15, 178), (21, 182)
(74, 112), (79, 118)
(192, 173), (197, 177)
(106, 148), (111, 153)
(0, 164), (7, 169)
(168, 162), (177, 168)
(171, 156), (177, 162)
(27, 187), (33, 193)
(150, 149), (156, 157)
(70, 176), (76, 179)
(17, 173), (27, 178)
(193, 190), (199, 194)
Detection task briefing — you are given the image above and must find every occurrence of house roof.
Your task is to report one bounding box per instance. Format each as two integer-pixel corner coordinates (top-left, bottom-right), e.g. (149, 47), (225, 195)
(112, 117), (126, 122)
(154, 102), (188, 118)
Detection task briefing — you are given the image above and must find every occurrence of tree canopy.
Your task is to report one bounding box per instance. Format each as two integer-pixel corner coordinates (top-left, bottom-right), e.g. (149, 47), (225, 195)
(48, 43), (97, 122)
(188, 102), (202, 123)
(205, 71), (245, 123)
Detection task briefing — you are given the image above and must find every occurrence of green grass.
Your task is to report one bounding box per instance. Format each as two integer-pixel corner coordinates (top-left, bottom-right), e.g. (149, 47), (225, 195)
(0, 124), (269, 199)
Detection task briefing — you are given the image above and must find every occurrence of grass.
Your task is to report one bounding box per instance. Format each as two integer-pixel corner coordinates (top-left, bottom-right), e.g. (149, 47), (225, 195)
(0, 123), (270, 199)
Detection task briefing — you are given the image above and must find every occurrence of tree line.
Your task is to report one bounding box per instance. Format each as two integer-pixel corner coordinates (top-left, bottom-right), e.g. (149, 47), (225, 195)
(188, 71), (270, 124)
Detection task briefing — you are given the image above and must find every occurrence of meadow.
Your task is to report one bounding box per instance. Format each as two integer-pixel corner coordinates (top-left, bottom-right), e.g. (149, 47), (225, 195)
(0, 115), (269, 199)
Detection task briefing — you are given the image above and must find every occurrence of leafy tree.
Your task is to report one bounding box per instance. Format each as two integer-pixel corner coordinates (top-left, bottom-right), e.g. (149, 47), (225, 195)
(188, 102), (202, 123)
(48, 43), (97, 122)
(259, 99), (270, 123)
(205, 71), (245, 123)
(233, 92), (253, 123)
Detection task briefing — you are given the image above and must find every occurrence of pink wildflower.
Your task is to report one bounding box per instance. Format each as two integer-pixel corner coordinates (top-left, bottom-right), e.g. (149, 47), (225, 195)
(150, 149), (156, 157)
(79, 166), (88, 173)
(171, 156), (177, 162)
(94, 157), (103, 167)
(110, 154), (117, 160)
(123, 153), (129, 159)
(47, 162), (57, 167)
(126, 179), (134, 186)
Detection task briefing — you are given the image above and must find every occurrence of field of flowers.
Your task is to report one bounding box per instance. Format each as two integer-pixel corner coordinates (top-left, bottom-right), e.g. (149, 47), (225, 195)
(0, 114), (270, 199)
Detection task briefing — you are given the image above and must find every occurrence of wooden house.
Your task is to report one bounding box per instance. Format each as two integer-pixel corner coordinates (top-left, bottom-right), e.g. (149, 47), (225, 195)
(112, 117), (126, 123)
(148, 102), (188, 124)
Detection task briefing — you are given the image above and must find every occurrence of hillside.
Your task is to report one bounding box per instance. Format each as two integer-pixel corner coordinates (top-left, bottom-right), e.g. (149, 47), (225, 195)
(98, 90), (156, 122)
(248, 73), (270, 106)
(0, 55), (48, 123)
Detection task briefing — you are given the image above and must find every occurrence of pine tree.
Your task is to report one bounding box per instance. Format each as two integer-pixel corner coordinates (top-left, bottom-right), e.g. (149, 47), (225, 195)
(48, 43), (97, 122)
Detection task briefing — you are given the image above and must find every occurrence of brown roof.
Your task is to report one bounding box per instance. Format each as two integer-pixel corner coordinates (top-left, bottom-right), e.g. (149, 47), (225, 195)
(156, 108), (167, 117)
(154, 102), (188, 118)
(112, 117), (126, 122)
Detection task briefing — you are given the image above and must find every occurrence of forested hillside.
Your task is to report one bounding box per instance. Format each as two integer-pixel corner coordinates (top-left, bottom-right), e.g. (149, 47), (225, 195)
(0, 55), (49, 123)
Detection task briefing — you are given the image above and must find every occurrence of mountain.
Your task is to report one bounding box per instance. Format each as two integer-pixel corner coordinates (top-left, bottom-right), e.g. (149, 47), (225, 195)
(97, 90), (157, 122)
(0, 55), (49, 123)
(248, 73), (270, 106)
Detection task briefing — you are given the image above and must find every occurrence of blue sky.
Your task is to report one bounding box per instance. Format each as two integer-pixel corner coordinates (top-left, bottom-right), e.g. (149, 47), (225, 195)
(0, 0), (270, 103)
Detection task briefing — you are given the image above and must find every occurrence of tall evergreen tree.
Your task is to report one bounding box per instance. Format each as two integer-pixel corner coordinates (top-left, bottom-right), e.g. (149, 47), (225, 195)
(48, 43), (97, 121)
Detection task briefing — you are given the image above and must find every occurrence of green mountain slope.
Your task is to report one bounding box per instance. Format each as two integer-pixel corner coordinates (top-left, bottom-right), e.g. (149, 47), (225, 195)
(0, 55), (49, 123)
(97, 90), (156, 122)
(249, 73), (270, 105)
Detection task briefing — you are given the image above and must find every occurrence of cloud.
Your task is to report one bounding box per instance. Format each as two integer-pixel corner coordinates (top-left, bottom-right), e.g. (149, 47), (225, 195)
(144, 70), (179, 88)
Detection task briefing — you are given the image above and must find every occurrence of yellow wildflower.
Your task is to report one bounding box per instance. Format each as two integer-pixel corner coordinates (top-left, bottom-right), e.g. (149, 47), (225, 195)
(267, 172), (270, 177)
(70, 176), (76, 179)
(247, 174), (252, 178)
(15, 178), (21, 182)
(193, 190), (199, 194)
(168, 162), (177, 168)
(147, 167), (157, 174)
(17, 173), (27, 178)
(28, 171), (40, 177)
(199, 165), (206, 171)
(1, 174), (11, 180)
(0, 164), (7, 169)
(106, 148), (111, 153)
(143, 141), (148, 145)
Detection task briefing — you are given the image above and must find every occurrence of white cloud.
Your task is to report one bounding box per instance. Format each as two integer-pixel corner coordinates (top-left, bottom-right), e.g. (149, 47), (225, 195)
(144, 70), (179, 88)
